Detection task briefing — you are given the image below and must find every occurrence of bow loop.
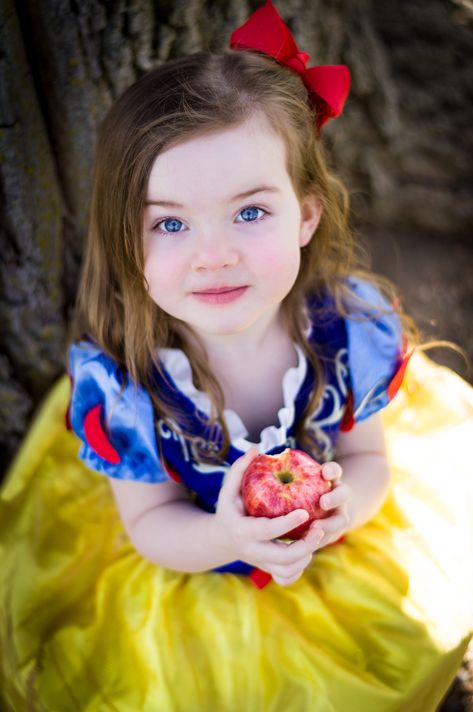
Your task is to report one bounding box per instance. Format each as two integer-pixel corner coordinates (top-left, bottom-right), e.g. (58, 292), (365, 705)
(302, 65), (351, 129)
(229, 0), (350, 133)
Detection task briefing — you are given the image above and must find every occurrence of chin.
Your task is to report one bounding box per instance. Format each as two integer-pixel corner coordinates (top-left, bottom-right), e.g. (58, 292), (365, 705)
(186, 311), (256, 335)
(194, 321), (249, 338)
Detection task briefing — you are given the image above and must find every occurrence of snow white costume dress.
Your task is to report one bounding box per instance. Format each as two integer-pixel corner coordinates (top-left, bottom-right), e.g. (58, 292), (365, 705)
(1, 277), (472, 711)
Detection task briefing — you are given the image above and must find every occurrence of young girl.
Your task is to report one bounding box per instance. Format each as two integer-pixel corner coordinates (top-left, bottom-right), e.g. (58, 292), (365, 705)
(1, 2), (472, 710)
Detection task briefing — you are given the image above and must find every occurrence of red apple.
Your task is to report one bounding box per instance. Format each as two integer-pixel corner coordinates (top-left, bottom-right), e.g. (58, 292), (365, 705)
(241, 448), (332, 539)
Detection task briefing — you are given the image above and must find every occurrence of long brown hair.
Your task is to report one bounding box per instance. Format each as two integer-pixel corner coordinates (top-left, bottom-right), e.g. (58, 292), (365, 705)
(68, 49), (417, 462)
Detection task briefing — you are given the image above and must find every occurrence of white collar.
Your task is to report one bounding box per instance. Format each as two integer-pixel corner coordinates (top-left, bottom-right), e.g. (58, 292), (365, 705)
(158, 343), (307, 452)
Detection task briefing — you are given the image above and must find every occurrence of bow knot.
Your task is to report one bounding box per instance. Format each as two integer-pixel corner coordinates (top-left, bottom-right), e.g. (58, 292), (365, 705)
(230, 0), (350, 133)
(285, 51), (310, 74)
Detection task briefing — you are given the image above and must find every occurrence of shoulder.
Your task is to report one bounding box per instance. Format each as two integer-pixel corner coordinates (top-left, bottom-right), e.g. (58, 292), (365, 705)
(342, 276), (403, 363)
(67, 340), (169, 483)
(68, 340), (128, 410)
(306, 276), (411, 425)
(306, 276), (401, 351)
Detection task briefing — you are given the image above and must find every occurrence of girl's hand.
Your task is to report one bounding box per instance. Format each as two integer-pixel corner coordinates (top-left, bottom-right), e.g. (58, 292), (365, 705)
(213, 447), (325, 586)
(309, 461), (352, 548)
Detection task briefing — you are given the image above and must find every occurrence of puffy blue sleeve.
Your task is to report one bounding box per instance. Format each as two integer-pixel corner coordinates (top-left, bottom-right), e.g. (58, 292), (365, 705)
(67, 341), (169, 483)
(344, 278), (408, 424)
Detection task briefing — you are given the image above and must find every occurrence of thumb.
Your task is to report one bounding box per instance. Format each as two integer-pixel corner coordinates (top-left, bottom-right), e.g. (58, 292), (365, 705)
(221, 446), (260, 502)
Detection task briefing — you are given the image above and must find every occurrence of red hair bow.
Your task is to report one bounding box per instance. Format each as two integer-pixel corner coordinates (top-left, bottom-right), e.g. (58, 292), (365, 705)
(230, 0), (350, 133)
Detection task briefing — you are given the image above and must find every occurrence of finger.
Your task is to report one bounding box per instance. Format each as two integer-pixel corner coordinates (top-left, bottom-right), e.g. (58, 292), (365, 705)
(220, 447), (259, 503)
(270, 555), (312, 582)
(251, 508), (310, 542)
(234, 497), (246, 516)
(316, 511), (349, 536)
(272, 569), (305, 587)
(320, 483), (352, 511)
(266, 534), (321, 564)
(321, 462), (343, 481)
(300, 525), (325, 552)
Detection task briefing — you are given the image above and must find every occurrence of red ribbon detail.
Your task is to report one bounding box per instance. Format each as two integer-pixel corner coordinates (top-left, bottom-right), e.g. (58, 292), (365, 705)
(387, 349), (414, 401)
(340, 390), (355, 432)
(164, 462), (183, 484)
(249, 568), (273, 589)
(230, 0), (350, 132)
(83, 404), (121, 464)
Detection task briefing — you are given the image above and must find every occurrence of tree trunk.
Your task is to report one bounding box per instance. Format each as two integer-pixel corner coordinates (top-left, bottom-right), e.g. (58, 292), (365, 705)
(1, 1), (472, 706)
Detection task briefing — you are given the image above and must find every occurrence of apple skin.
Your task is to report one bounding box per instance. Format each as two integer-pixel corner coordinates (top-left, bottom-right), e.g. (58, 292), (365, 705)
(241, 448), (333, 540)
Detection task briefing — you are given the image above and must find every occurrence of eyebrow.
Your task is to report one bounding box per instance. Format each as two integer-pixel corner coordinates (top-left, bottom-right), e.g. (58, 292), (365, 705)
(144, 185), (281, 208)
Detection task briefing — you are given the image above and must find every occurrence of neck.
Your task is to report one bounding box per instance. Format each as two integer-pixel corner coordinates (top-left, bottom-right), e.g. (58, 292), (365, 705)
(176, 306), (288, 367)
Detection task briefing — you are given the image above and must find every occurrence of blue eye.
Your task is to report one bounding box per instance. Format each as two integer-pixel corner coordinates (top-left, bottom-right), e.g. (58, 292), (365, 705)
(152, 205), (268, 236)
(154, 218), (185, 234)
(237, 206), (267, 223)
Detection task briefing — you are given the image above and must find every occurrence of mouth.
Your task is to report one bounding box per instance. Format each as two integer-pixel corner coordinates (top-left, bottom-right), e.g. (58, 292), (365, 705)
(192, 286), (249, 304)
(193, 286), (247, 294)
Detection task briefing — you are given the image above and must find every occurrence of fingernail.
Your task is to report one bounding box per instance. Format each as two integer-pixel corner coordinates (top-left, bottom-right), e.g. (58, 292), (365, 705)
(298, 510), (309, 521)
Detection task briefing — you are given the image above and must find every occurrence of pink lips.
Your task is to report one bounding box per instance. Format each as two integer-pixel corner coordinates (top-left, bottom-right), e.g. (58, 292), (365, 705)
(194, 285), (244, 293)
(192, 286), (248, 304)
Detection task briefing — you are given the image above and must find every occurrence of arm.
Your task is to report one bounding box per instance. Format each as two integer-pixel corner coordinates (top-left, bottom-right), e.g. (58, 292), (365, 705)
(314, 412), (391, 545)
(335, 412), (391, 531)
(108, 477), (228, 572)
(108, 448), (322, 582)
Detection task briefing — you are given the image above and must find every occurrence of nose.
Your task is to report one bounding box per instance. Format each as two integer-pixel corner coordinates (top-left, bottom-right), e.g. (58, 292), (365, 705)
(190, 228), (239, 272)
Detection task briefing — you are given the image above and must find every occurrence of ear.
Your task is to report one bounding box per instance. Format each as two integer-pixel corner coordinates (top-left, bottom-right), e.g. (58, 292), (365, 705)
(298, 194), (322, 248)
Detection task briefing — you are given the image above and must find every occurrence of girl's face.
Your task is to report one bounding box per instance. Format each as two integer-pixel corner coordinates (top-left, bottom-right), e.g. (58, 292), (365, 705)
(142, 112), (321, 350)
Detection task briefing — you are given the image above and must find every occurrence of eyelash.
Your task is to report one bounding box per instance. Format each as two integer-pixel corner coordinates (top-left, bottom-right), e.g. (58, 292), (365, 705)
(151, 205), (270, 235)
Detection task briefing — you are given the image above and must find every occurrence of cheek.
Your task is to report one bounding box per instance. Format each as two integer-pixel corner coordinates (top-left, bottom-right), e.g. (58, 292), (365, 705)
(253, 238), (301, 283)
(143, 243), (184, 300)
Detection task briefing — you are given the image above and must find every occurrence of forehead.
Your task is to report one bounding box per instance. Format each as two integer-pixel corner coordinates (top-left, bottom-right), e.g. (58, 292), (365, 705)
(146, 113), (291, 202)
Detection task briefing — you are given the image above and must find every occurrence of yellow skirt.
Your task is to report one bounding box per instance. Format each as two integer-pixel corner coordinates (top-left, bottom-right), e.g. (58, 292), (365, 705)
(1, 353), (472, 712)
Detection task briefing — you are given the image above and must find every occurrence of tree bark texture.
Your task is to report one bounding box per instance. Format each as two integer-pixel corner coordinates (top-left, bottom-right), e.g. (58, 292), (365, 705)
(0, 0), (472, 463)
(1, 2), (472, 708)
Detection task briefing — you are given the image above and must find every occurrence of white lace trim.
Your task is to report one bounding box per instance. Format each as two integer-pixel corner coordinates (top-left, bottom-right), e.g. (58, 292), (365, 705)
(158, 343), (308, 453)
